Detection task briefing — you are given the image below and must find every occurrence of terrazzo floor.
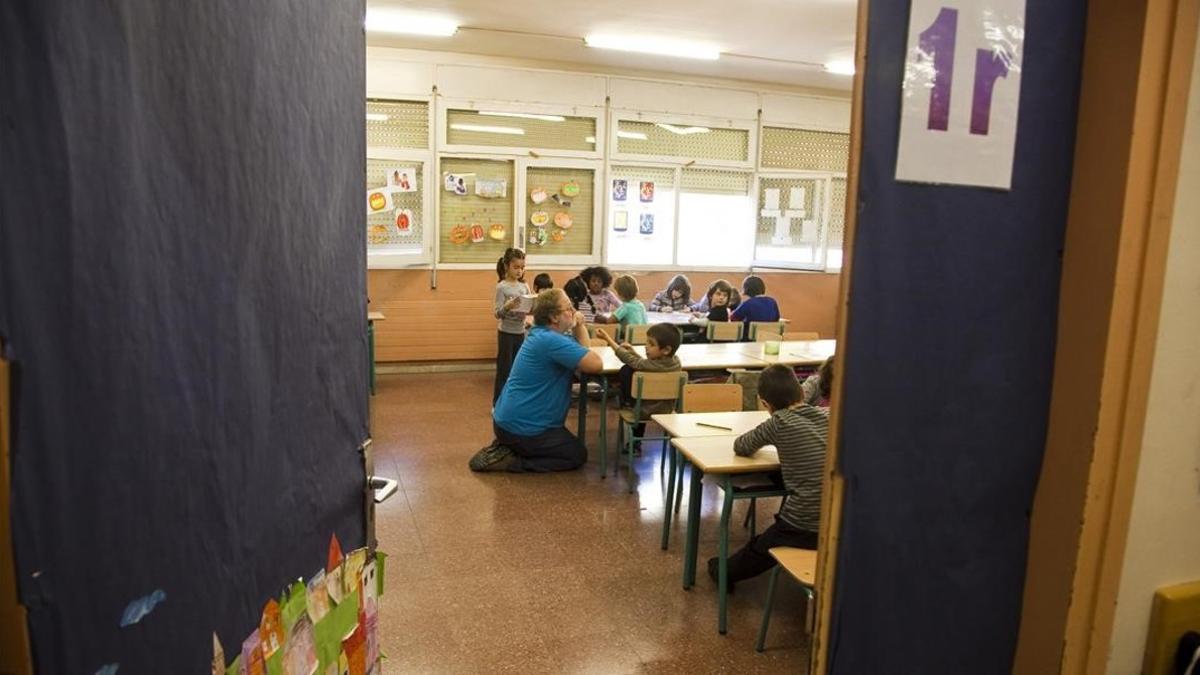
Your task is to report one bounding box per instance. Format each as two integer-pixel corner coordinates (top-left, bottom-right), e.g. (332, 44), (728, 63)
(371, 371), (811, 674)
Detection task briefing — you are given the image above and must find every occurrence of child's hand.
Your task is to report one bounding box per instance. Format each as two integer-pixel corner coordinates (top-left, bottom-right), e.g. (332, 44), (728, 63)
(503, 297), (521, 311)
(594, 327), (611, 342)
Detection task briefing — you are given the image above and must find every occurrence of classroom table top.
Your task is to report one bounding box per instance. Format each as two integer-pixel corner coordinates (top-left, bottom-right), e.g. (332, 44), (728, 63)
(739, 339), (836, 366)
(368, 311), (386, 321)
(651, 411), (771, 438)
(671, 435), (780, 474)
(591, 342), (778, 374)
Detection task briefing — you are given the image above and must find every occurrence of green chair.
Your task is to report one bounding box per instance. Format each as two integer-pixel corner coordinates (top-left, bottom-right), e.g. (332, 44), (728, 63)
(706, 322), (744, 342)
(748, 321), (786, 341)
(621, 323), (650, 345)
(615, 371), (687, 493)
(756, 547), (818, 652)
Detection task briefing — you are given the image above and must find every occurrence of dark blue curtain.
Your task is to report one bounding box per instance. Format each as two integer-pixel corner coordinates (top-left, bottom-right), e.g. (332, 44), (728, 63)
(829, 1), (1086, 672)
(0, 2), (367, 671)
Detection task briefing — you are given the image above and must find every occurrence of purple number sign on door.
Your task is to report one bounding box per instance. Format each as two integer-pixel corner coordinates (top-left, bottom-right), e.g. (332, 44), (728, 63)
(918, 7), (958, 131)
(970, 48), (1010, 135)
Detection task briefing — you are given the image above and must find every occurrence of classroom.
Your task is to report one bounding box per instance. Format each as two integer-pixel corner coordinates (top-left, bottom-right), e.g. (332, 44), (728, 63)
(2, 1), (1199, 673)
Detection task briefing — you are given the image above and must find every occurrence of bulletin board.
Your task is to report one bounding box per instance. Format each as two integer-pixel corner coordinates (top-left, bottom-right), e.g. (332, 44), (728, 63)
(366, 158), (423, 251)
(438, 158), (514, 264)
(524, 166), (594, 255)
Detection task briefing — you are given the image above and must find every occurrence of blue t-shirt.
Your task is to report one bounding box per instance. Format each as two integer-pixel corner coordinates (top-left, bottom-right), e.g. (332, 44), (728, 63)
(613, 299), (647, 327)
(730, 295), (780, 334)
(493, 326), (590, 436)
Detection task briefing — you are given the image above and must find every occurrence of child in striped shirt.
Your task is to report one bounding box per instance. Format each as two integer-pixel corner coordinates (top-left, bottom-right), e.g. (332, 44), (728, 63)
(709, 364), (829, 587)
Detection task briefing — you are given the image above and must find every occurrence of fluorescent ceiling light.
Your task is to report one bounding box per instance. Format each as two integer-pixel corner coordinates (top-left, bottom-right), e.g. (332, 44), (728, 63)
(656, 123), (711, 135)
(616, 130), (648, 140)
(478, 111), (565, 122)
(366, 113), (389, 122)
(365, 9), (458, 36)
(824, 59), (856, 75)
(585, 34), (720, 61)
(450, 123), (525, 135)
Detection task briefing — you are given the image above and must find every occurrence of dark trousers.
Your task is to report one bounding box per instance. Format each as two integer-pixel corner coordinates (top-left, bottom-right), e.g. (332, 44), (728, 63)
(493, 331), (524, 404)
(493, 422), (587, 473)
(725, 515), (817, 583)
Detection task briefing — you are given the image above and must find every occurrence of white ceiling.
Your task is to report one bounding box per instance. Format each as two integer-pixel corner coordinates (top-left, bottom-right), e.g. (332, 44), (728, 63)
(365, 0), (857, 92)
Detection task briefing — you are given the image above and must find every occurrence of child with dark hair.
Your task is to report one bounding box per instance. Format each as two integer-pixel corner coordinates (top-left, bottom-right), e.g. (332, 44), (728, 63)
(708, 364), (829, 588)
(493, 248), (529, 403)
(801, 354), (835, 407)
(729, 274), (780, 337)
(594, 324), (682, 430)
(532, 273), (554, 293)
(649, 274), (693, 312)
(580, 266), (620, 322)
(598, 274), (648, 330)
(690, 279), (741, 317)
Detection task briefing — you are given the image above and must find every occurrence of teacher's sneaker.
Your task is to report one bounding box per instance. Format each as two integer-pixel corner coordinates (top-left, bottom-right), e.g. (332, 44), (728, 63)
(468, 442), (515, 472)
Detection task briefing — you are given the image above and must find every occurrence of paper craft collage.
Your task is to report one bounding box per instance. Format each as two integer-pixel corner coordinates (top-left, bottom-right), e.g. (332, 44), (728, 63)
(366, 163), (420, 247)
(214, 535), (387, 675)
(443, 171), (510, 247)
(526, 173), (584, 248)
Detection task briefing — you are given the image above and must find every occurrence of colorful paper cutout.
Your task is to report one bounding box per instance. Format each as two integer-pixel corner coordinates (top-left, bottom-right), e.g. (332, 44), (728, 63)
(475, 178), (507, 199)
(385, 167), (416, 192)
(639, 213), (654, 234)
(327, 535), (344, 573)
(393, 209), (412, 234)
(529, 187), (548, 204)
(530, 211), (549, 227)
(550, 229), (565, 242)
(612, 179), (628, 201)
(553, 212), (572, 229)
(343, 549), (367, 599)
(242, 630), (265, 675)
(449, 225), (470, 245)
(528, 228), (548, 247)
(365, 188), (393, 215)
(488, 223), (506, 241)
(551, 193), (572, 207)
(260, 599), (285, 658)
(212, 633), (225, 675)
(306, 570), (331, 623)
(282, 617), (318, 675)
(639, 181), (654, 202)
(560, 180), (580, 198)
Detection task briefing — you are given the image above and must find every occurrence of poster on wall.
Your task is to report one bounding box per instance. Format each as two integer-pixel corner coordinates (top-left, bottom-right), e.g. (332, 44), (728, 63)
(894, 0), (1026, 189)
(385, 167), (417, 192)
(612, 179), (628, 201)
(613, 210), (628, 232)
(639, 181), (655, 202)
(639, 213), (654, 235)
(365, 187), (394, 215)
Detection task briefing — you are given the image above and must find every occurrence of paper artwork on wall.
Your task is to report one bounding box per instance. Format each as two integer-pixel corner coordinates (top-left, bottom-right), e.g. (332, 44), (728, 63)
(528, 228), (548, 247)
(385, 167), (416, 192)
(259, 599), (285, 658)
(469, 224), (486, 243)
(393, 208), (413, 234)
(212, 633), (225, 675)
(530, 211), (549, 227)
(444, 173), (471, 195)
(488, 223), (507, 241)
(529, 187), (548, 204)
(550, 229), (565, 242)
(305, 570), (331, 623)
(639, 181), (655, 203)
(613, 210), (628, 232)
(282, 617), (318, 675)
(241, 631), (265, 675)
(449, 224), (470, 244)
(560, 180), (580, 198)
(475, 178), (507, 199)
(553, 212), (572, 229)
(612, 179), (628, 201)
(551, 193), (572, 207)
(365, 187), (394, 215)
(639, 213), (654, 235)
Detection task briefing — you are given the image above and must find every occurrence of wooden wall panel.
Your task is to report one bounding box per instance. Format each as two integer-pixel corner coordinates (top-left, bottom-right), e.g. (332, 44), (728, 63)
(367, 269), (840, 363)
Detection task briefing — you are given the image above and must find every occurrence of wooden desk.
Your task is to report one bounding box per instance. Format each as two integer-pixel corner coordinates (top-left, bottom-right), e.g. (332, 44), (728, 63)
(651, 411), (770, 438)
(739, 339), (836, 367)
(645, 310), (696, 325)
(589, 343), (774, 375)
(368, 312), (386, 395)
(673, 435), (781, 634)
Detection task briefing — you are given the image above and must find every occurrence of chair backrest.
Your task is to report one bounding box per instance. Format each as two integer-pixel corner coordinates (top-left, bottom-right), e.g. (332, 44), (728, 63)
(749, 321), (786, 341)
(632, 371), (688, 402)
(783, 331), (820, 341)
(587, 337), (608, 347)
(680, 383), (743, 413)
(622, 324), (650, 345)
(706, 321), (743, 342)
(585, 324), (602, 338)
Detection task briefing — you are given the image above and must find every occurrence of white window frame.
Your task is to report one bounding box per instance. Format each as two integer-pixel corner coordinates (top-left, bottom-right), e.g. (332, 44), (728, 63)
(436, 98), (606, 161)
(750, 171), (843, 272)
(609, 109), (757, 171)
(516, 156), (604, 266)
(601, 162), (683, 272)
(366, 96), (436, 268)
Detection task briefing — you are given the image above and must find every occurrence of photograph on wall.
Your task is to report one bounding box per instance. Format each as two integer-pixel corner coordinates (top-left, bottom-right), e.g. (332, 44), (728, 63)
(639, 213), (654, 235)
(444, 173), (472, 195)
(639, 181), (655, 203)
(612, 179), (628, 201)
(475, 178), (507, 199)
(385, 167), (417, 192)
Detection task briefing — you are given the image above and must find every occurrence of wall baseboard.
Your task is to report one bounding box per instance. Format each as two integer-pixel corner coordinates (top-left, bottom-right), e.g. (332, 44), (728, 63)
(376, 361), (495, 375)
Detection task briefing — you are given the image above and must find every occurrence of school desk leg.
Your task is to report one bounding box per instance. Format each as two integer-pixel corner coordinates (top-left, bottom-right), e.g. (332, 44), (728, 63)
(756, 566), (783, 652)
(718, 476), (734, 634)
(577, 374), (588, 448)
(598, 378), (608, 475)
(661, 445), (678, 550)
(367, 319), (376, 395)
(683, 462), (703, 590)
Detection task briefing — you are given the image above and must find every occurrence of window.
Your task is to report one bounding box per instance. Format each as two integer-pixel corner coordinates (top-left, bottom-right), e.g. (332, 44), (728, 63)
(438, 157), (515, 264)
(676, 169), (754, 268)
(616, 120), (750, 163)
(605, 166), (676, 266)
(367, 99), (429, 150)
(760, 127), (849, 172)
(445, 109), (597, 153)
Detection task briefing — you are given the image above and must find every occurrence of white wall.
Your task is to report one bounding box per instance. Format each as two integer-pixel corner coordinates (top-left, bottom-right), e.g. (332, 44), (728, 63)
(1107, 33), (1200, 675)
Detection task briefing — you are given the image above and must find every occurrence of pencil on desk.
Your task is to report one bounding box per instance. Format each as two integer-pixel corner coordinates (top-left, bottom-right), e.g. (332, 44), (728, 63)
(696, 422), (733, 430)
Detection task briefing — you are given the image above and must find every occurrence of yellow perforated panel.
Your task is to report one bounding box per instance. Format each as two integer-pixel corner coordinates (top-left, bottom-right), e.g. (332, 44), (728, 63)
(446, 110), (597, 152)
(617, 120), (749, 162)
(438, 158), (515, 264)
(829, 177), (847, 251)
(366, 99), (429, 149)
(367, 159), (424, 251)
(760, 127), (849, 172)
(611, 165), (676, 186)
(525, 167), (594, 255)
(680, 168), (751, 194)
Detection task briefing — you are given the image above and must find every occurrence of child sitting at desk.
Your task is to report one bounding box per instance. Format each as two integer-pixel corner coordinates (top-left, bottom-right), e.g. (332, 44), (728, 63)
(594, 323), (681, 437)
(729, 275), (780, 338)
(709, 364), (829, 588)
(580, 265), (620, 323)
(648, 274), (692, 312)
(595, 274), (647, 330)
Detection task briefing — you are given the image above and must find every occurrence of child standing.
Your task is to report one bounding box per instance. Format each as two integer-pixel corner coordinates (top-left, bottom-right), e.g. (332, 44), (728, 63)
(648, 274), (692, 312)
(708, 364), (828, 587)
(580, 266), (621, 322)
(600, 274), (647, 330)
(594, 324), (682, 432)
(729, 275), (780, 337)
(493, 248), (529, 404)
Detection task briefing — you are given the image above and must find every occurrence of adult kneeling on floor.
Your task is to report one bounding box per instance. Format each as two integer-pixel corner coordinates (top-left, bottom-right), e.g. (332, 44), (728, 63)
(470, 288), (603, 473)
